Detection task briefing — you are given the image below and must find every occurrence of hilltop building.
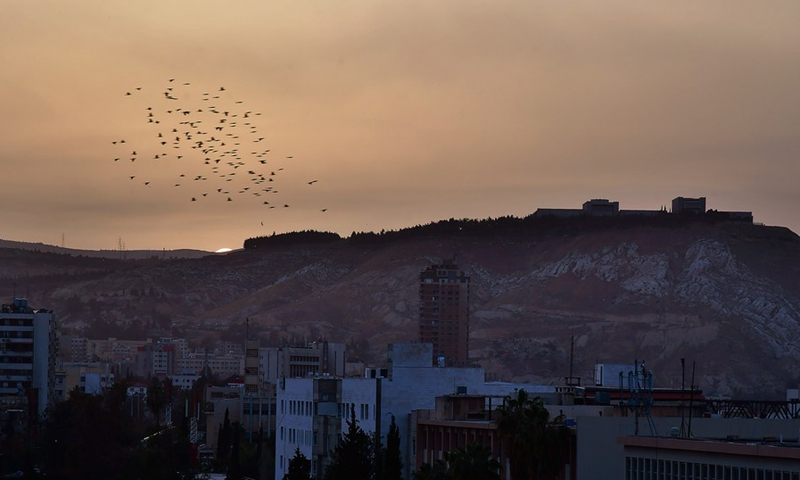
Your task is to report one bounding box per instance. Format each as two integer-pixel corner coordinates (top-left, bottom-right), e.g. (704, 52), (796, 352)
(671, 196), (706, 214)
(583, 198), (620, 216)
(533, 196), (753, 222)
(0, 298), (57, 419)
(419, 258), (470, 366)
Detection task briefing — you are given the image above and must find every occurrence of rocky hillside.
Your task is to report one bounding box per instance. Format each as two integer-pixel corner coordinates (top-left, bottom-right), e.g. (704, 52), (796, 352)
(2, 216), (799, 398)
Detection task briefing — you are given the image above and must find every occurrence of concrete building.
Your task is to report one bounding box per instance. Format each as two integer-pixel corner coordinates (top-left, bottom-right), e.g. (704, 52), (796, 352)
(275, 376), (379, 479)
(385, 344), (559, 479)
(85, 337), (151, 362)
(582, 199), (620, 216)
(619, 434), (800, 479)
(56, 334), (89, 363)
(419, 259), (470, 366)
(204, 382), (276, 453)
(168, 372), (201, 390)
(175, 354), (243, 379)
(672, 196), (707, 214)
(274, 343), (554, 480)
(594, 363), (638, 387)
(414, 394), (511, 478)
(260, 341), (346, 383)
(244, 339), (259, 395)
(576, 416), (800, 480)
(0, 299), (56, 418)
(57, 362), (114, 395)
(133, 340), (176, 377)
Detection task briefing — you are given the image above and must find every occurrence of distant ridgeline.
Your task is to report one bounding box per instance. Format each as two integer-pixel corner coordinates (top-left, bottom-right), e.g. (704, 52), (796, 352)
(242, 199), (770, 250)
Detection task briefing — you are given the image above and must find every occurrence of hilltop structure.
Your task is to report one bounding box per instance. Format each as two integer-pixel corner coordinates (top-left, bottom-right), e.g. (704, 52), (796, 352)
(533, 196), (753, 222)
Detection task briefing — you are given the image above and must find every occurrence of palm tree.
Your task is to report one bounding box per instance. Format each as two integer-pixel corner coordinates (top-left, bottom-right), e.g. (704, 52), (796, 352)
(445, 443), (500, 480)
(496, 389), (569, 480)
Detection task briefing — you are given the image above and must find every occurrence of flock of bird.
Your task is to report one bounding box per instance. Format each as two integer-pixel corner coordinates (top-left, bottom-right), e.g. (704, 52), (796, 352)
(113, 79), (324, 214)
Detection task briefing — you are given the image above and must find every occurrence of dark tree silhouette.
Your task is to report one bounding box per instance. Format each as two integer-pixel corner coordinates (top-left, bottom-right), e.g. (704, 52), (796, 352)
(146, 376), (168, 428)
(283, 447), (313, 480)
(217, 408), (232, 462)
(497, 389), (570, 480)
(412, 460), (448, 480)
(324, 405), (374, 480)
(39, 383), (196, 479)
(227, 421), (242, 480)
(384, 415), (402, 480)
(445, 443), (500, 480)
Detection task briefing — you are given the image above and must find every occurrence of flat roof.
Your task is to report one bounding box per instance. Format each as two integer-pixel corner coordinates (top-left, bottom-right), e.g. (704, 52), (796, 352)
(618, 435), (800, 460)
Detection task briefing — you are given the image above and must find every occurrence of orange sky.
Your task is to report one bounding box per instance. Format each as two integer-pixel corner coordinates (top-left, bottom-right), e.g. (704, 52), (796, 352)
(2, 1), (798, 251)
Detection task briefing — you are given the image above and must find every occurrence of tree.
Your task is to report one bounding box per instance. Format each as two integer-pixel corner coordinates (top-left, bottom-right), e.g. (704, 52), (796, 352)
(217, 408), (232, 462)
(496, 389), (570, 480)
(412, 461), (448, 480)
(325, 405), (374, 480)
(283, 447), (313, 480)
(383, 415), (402, 480)
(146, 376), (168, 428)
(445, 443), (500, 480)
(227, 421), (242, 480)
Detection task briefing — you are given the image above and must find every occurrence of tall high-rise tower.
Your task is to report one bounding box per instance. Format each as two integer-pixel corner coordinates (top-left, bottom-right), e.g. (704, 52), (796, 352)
(418, 257), (470, 366)
(0, 298), (56, 420)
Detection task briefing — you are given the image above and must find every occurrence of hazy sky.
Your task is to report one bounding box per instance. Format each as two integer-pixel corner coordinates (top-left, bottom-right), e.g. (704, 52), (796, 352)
(2, 1), (798, 252)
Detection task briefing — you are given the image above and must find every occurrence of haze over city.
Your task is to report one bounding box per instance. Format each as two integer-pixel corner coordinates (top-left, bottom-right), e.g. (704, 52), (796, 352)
(2, 0), (799, 252)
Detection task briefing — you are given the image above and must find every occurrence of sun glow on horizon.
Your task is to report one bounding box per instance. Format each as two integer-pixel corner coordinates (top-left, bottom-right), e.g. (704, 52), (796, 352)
(215, 247), (233, 253)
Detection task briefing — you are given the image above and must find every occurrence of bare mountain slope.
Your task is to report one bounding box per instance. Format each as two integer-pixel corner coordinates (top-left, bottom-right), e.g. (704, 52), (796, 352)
(5, 218), (799, 398)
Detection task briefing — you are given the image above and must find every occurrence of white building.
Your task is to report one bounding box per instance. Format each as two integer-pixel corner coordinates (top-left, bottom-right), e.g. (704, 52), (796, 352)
(275, 343), (553, 480)
(168, 372), (201, 390)
(380, 344), (551, 479)
(260, 341), (346, 384)
(275, 376), (379, 479)
(594, 363), (639, 387)
(0, 298), (57, 418)
(175, 354), (243, 378)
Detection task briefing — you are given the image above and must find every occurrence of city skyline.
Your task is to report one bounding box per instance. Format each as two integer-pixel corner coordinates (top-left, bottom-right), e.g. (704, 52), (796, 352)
(2, 1), (799, 252)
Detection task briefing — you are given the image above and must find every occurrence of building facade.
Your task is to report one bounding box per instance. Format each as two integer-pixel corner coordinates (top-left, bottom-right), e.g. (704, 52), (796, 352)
(419, 259), (470, 366)
(259, 341), (346, 384)
(275, 376), (379, 479)
(0, 299), (56, 418)
(619, 435), (800, 480)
